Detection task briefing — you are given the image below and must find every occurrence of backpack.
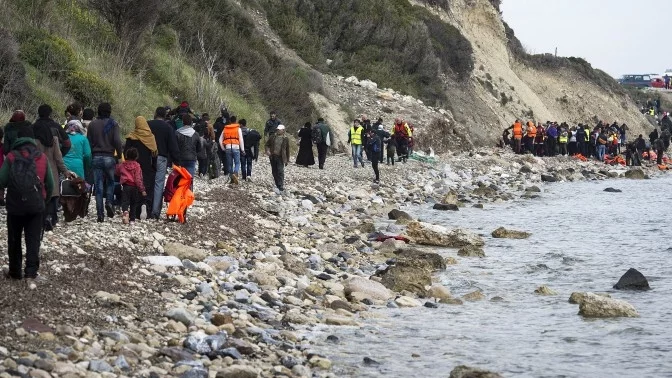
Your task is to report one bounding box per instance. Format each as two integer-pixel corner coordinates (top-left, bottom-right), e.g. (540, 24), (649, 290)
(368, 136), (381, 153)
(7, 147), (45, 215)
(163, 169), (183, 203)
(311, 125), (323, 145)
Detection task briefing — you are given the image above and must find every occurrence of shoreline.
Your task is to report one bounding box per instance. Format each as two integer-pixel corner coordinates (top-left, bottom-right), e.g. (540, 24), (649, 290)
(0, 149), (661, 377)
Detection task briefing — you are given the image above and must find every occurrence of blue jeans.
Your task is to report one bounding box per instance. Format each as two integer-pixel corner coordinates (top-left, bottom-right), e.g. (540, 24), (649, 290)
(180, 160), (196, 189)
(225, 148), (241, 175)
(597, 144), (606, 161)
(92, 155), (116, 218)
(152, 155), (168, 217)
(351, 145), (363, 167)
(242, 154), (254, 179)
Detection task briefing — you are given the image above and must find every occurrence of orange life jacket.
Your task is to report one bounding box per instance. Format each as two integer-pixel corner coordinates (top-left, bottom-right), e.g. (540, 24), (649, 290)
(526, 123), (537, 138)
(166, 166), (194, 224)
(223, 123), (241, 145)
(512, 122), (523, 138)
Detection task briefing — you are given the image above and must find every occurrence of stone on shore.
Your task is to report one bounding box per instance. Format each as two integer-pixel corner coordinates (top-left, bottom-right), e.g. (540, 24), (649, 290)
(388, 209), (412, 221)
(407, 221), (484, 247)
(393, 248), (446, 270)
(577, 293), (639, 318)
(457, 245), (485, 258)
(165, 308), (196, 326)
(343, 277), (393, 301)
(433, 203), (459, 211)
(462, 290), (485, 301)
(449, 365), (504, 378)
(395, 296), (422, 307)
(164, 242), (207, 262)
(428, 284), (452, 301)
(534, 285), (557, 296)
(216, 366), (260, 378)
(141, 256), (183, 267)
(604, 187), (622, 193)
(624, 168), (646, 179)
(613, 268), (650, 290)
(491, 227), (531, 239)
(377, 249), (445, 295)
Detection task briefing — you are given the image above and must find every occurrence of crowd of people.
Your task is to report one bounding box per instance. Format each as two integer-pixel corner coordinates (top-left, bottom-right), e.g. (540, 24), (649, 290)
(501, 117), (672, 167)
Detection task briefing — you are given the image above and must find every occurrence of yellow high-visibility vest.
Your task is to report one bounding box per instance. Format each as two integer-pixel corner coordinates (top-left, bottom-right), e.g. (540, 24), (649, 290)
(350, 126), (363, 145)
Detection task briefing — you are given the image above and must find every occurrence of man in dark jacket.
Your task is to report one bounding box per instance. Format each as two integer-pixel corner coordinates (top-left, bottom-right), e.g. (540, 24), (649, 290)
(33, 104), (71, 156)
(240, 119), (261, 181)
(87, 103), (123, 222)
(213, 107), (230, 175)
(375, 123), (390, 163)
(265, 125), (290, 192)
(0, 128), (54, 285)
(264, 111), (281, 138)
(575, 124), (586, 157)
(149, 107), (180, 219)
(315, 118), (332, 169)
(654, 138), (665, 165)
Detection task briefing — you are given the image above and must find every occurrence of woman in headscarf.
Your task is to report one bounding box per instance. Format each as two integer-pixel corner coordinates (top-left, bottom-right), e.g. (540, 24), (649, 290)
(63, 120), (92, 179)
(4, 110), (32, 153)
(125, 116), (157, 220)
(33, 116), (73, 230)
(295, 122), (315, 167)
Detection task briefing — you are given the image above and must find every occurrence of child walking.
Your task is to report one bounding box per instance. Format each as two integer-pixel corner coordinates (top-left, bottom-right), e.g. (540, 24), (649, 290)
(386, 136), (397, 165)
(115, 148), (146, 224)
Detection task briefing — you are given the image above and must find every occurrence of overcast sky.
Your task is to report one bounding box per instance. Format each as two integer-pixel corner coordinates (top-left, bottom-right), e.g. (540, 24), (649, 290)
(501, 0), (668, 78)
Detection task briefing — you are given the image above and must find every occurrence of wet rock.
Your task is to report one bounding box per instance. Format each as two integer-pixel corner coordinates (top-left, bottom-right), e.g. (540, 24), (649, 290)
(183, 332), (228, 355)
(344, 277), (393, 301)
(568, 292), (610, 305)
(394, 296), (421, 307)
(281, 355), (300, 369)
(462, 290), (485, 301)
(424, 301), (439, 308)
(363, 357), (380, 366)
(613, 268), (650, 290)
(449, 365), (504, 378)
(309, 356), (332, 370)
(525, 186), (541, 193)
(577, 292), (639, 318)
(433, 203), (459, 211)
(624, 168), (646, 179)
(428, 284), (452, 301)
(534, 285), (557, 296)
(457, 245), (485, 258)
(377, 261), (432, 296)
(326, 316), (359, 326)
(164, 242), (207, 262)
(491, 227), (531, 239)
(216, 365), (260, 378)
(394, 249), (446, 270)
(604, 187), (622, 193)
(326, 335), (340, 343)
(388, 209), (412, 221)
(541, 174), (558, 182)
(445, 257), (458, 265)
(165, 308), (196, 326)
(407, 221), (484, 247)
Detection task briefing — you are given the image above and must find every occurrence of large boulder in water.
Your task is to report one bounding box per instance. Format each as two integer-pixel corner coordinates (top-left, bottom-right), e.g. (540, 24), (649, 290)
(624, 168), (646, 179)
(406, 221), (484, 247)
(491, 227), (531, 239)
(393, 248), (446, 270)
(433, 203), (459, 211)
(569, 292), (611, 304)
(577, 292), (639, 318)
(377, 249), (446, 295)
(613, 268), (650, 290)
(457, 245), (485, 258)
(449, 365), (503, 378)
(343, 277), (393, 302)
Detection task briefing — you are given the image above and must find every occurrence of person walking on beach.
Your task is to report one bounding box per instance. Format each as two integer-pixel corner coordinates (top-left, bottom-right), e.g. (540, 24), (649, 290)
(264, 111), (281, 138)
(366, 129), (383, 183)
(240, 119), (261, 181)
(148, 107), (180, 219)
(265, 125), (290, 192)
(348, 120), (364, 168)
(314, 118), (331, 169)
(115, 147), (146, 224)
(295, 122), (315, 167)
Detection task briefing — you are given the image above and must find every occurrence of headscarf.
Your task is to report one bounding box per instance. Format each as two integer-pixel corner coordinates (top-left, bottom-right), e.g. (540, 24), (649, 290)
(127, 116), (158, 156)
(9, 110), (25, 123)
(66, 119), (86, 135)
(33, 119), (55, 147)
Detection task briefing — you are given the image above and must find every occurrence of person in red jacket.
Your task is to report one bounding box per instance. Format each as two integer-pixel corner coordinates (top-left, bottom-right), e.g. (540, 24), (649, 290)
(115, 148), (146, 224)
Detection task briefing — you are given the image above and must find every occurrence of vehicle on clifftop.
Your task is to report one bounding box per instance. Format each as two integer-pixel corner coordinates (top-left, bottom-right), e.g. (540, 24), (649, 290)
(617, 74), (653, 88)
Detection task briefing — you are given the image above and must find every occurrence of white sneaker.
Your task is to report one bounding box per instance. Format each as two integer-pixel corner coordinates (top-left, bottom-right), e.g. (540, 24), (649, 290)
(140, 205), (147, 220)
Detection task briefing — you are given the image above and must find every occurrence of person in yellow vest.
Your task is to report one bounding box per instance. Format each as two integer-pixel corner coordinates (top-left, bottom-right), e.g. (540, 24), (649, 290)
(348, 120), (365, 168)
(218, 115), (245, 184)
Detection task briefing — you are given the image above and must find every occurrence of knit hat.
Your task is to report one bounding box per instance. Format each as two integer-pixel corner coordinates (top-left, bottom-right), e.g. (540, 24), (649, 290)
(9, 110), (25, 123)
(277, 124), (285, 130)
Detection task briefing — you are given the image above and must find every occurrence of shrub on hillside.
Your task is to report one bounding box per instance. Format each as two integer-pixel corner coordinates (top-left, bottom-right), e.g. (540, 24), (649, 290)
(65, 70), (113, 107)
(17, 28), (78, 78)
(0, 29), (31, 110)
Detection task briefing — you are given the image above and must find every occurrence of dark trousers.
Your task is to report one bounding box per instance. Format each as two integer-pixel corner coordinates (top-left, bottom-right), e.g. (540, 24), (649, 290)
(270, 156), (285, 191)
(397, 139), (408, 162)
(197, 158), (208, 176)
(371, 153), (380, 180)
(218, 149), (228, 174)
(387, 147), (396, 165)
(547, 139), (557, 156)
(317, 143), (328, 169)
(44, 196), (58, 229)
(7, 212), (43, 279)
(513, 138), (522, 154)
(577, 141), (586, 156)
(241, 154), (253, 179)
(657, 148), (664, 165)
(121, 185), (142, 221)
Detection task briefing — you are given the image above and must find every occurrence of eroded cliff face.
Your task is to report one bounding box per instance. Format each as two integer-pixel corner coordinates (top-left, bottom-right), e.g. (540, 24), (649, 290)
(411, 0), (651, 143)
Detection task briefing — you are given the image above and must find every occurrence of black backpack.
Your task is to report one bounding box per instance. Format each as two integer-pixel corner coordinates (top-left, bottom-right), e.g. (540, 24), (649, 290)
(311, 125), (323, 145)
(7, 147), (45, 215)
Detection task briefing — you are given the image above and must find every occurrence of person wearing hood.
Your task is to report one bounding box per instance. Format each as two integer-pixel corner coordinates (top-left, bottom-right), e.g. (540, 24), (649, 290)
(175, 114), (202, 183)
(87, 103), (123, 222)
(125, 116), (157, 219)
(34, 111), (74, 230)
(3, 110), (32, 156)
(33, 104), (71, 156)
(0, 128), (54, 284)
(375, 122), (390, 163)
(63, 119), (92, 180)
(295, 122), (315, 168)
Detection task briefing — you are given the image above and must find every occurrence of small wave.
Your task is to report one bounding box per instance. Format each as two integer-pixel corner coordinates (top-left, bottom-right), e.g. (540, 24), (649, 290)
(608, 327), (650, 336)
